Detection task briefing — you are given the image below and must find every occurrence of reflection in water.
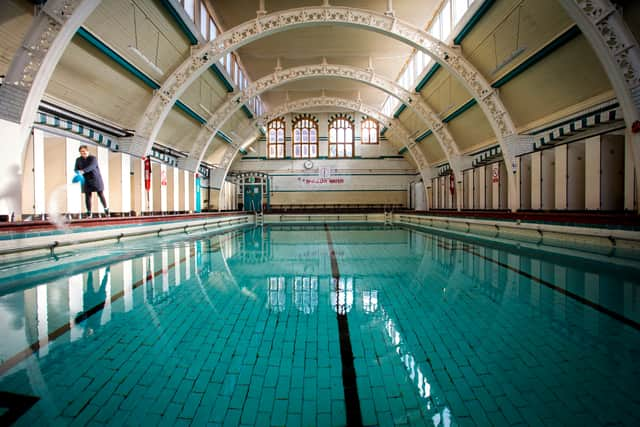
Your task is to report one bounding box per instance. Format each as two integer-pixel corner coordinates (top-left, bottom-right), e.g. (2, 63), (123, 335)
(379, 304), (451, 426)
(331, 277), (354, 315)
(293, 276), (318, 314)
(0, 225), (639, 426)
(267, 277), (286, 312)
(362, 289), (378, 313)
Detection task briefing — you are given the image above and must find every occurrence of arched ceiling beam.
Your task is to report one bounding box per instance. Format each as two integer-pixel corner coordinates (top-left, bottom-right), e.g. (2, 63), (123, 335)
(0, 0), (101, 217)
(557, 0), (640, 211)
(178, 63), (469, 203)
(211, 96), (433, 209)
(132, 6), (523, 210)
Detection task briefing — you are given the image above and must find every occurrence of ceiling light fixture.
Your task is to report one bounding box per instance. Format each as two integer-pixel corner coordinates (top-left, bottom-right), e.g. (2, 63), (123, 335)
(199, 104), (213, 116)
(128, 45), (163, 76)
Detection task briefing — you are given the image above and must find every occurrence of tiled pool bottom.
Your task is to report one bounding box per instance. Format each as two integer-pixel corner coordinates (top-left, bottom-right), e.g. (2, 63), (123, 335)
(0, 225), (639, 426)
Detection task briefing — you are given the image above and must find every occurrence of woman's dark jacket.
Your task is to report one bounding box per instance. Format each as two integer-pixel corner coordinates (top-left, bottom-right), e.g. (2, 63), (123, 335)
(74, 155), (104, 192)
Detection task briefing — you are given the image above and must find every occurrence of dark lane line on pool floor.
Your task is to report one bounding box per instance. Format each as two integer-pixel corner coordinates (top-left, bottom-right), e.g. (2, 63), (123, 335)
(324, 224), (363, 427)
(0, 250), (196, 377)
(458, 245), (640, 331)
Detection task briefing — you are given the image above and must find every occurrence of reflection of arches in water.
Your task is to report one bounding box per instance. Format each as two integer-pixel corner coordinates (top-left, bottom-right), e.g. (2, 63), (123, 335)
(293, 276), (318, 314)
(331, 277), (354, 315)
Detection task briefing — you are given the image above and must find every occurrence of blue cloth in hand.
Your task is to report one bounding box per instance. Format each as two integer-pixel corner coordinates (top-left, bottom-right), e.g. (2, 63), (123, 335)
(72, 172), (84, 184)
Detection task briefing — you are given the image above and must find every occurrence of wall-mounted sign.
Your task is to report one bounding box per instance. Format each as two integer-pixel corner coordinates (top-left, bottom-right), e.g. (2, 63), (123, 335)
(298, 177), (345, 185)
(319, 167), (332, 178)
(491, 164), (499, 183)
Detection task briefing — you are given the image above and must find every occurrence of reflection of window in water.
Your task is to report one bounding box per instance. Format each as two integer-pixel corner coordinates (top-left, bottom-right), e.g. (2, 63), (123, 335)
(293, 276), (318, 314)
(331, 277), (354, 315)
(267, 277), (286, 312)
(362, 289), (378, 313)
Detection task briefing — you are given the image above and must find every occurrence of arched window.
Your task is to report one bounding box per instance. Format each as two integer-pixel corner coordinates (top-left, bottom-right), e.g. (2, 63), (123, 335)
(267, 118), (285, 159)
(329, 115), (354, 158)
(361, 118), (379, 144)
(292, 115), (318, 158)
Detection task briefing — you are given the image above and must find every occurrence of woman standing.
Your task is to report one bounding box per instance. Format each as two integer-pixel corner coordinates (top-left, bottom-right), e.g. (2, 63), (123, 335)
(74, 145), (109, 217)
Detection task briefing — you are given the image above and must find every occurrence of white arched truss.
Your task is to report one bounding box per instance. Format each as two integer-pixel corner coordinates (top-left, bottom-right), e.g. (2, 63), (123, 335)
(133, 6), (523, 209)
(212, 96), (431, 209)
(557, 0), (640, 210)
(0, 0), (101, 217)
(0, 0), (101, 157)
(178, 63), (467, 204)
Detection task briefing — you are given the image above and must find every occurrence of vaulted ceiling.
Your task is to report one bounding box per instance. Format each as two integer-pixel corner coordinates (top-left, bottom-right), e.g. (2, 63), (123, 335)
(1, 0), (628, 171)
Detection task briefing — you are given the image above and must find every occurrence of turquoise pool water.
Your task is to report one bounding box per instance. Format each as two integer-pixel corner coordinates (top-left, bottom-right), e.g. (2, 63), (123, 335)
(0, 224), (639, 426)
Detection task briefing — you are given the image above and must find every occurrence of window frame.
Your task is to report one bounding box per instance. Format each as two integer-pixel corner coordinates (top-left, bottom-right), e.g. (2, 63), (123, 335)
(328, 116), (354, 158)
(360, 118), (379, 145)
(292, 116), (319, 159)
(267, 118), (286, 159)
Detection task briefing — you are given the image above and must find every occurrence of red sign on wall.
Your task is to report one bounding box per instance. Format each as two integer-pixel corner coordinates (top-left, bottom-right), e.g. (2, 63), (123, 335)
(491, 164), (499, 183)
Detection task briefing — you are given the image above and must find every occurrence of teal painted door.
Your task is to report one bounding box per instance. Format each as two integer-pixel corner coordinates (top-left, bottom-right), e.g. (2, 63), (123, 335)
(244, 185), (262, 211)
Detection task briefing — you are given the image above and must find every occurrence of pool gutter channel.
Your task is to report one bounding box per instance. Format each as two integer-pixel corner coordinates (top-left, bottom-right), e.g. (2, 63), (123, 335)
(0, 216), (250, 260)
(394, 214), (640, 261)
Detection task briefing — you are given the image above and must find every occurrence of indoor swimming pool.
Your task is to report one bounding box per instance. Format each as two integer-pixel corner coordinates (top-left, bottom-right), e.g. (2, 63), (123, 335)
(0, 224), (638, 426)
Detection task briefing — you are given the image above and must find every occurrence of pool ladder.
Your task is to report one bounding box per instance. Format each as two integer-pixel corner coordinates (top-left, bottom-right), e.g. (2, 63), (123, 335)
(255, 211), (264, 227)
(384, 210), (392, 225)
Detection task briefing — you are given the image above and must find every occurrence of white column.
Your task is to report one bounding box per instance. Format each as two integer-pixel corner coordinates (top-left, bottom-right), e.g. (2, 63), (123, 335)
(624, 128), (637, 211)
(146, 161), (154, 213)
(121, 154), (131, 213)
(540, 149), (555, 210)
(531, 151), (541, 210)
(152, 162), (162, 213)
(130, 158), (143, 214)
(499, 162), (508, 209)
(519, 155), (532, 209)
(567, 142), (586, 210)
(97, 145), (109, 209)
(600, 135), (625, 210)
(33, 129), (46, 215)
(109, 151), (131, 214)
(0, 119), (24, 219)
(585, 136), (601, 210)
(464, 170), (473, 209)
(160, 164), (168, 212)
(184, 170), (191, 212)
(554, 144), (567, 210)
(484, 165), (493, 209)
(491, 163), (500, 209)
(65, 138), (82, 214)
(477, 167), (485, 209)
(173, 167), (180, 211)
(414, 182), (426, 210)
(168, 166), (179, 212)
